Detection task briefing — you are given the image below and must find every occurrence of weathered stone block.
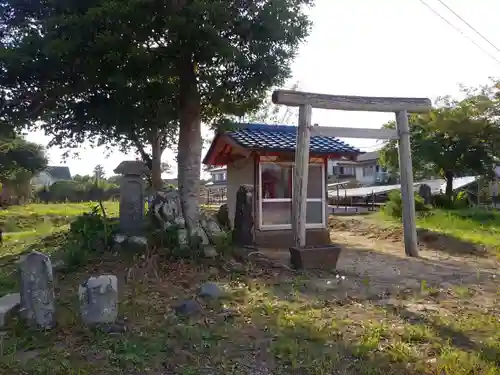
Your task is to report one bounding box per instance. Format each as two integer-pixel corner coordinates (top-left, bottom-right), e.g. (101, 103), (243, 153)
(173, 299), (202, 316)
(0, 293), (20, 328)
(79, 275), (118, 325)
(199, 282), (224, 299)
(19, 251), (56, 329)
(114, 161), (147, 236)
(178, 229), (188, 246)
(418, 184), (432, 205)
(150, 189), (184, 229)
(200, 213), (223, 244)
(289, 245), (342, 270)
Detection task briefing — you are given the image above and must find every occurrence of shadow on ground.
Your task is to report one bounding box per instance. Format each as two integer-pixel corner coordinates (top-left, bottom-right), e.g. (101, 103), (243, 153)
(329, 215), (494, 258)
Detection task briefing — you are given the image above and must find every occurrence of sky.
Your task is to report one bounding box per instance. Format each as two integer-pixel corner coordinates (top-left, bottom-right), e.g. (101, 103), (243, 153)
(25, 0), (500, 179)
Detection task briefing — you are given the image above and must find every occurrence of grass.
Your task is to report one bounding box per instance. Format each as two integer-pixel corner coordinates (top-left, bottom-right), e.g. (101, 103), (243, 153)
(0, 202), (119, 233)
(417, 209), (500, 250)
(377, 207), (500, 256)
(0, 202), (498, 374)
(0, 202), (118, 295)
(1, 260), (498, 374)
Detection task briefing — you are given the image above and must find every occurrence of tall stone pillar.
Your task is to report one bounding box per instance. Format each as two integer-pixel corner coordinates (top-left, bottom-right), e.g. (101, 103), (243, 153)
(114, 161), (149, 236)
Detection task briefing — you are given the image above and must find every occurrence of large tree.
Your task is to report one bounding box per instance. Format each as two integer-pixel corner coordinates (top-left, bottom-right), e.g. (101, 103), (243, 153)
(379, 95), (500, 198)
(1, 0), (313, 242)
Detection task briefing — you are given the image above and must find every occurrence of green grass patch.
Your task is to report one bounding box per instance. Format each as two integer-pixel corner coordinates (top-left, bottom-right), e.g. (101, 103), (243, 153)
(377, 208), (500, 256)
(0, 259), (498, 374)
(0, 201), (119, 296)
(0, 202), (119, 233)
(417, 209), (500, 250)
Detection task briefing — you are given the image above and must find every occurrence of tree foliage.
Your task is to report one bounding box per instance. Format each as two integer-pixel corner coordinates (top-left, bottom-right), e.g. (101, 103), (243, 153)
(0, 135), (47, 202)
(379, 92), (500, 198)
(1, 0), (313, 240)
(0, 135), (47, 183)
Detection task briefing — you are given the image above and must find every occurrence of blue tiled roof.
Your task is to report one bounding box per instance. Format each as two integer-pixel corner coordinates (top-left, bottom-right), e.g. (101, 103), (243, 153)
(225, 123), (360, 154)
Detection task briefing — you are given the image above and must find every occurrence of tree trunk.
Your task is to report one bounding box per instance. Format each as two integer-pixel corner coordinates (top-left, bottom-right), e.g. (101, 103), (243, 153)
(150, 131), (164, 191)
(177, 57), (202, 245)
(445, 170), (453, 199)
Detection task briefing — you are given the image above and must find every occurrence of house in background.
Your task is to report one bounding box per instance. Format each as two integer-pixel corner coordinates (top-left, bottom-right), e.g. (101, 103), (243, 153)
(328, 159), (357, 182)
(327, 150), (390, 186)
(204, 166), (227, 203)
(354, 151), (390, 185)
(31, 166), (72, 188)
(203, 123), (360, 247)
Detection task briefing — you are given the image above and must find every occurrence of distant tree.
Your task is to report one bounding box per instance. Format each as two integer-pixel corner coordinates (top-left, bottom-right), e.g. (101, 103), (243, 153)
(379, 95), (500, 198)
(93, 165), (105, 185)
(47, 180), (86, 202)
(106, 175), (121, 185)
(73, 174), (93, 184)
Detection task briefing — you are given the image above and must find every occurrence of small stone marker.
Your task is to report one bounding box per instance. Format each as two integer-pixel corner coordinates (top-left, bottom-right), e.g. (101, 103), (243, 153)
(0, 293), (20, 328)
(199, 282), (224, 299)
(114, 160), (148, 236)
(418, 184), (432, 205)
(19, 251), (56, 329)
(79, 275), (118, 325)
(173, 299), (201, 316)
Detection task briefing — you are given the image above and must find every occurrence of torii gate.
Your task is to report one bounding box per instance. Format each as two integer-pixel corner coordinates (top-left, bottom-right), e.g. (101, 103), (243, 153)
(272, 90), (432, 257)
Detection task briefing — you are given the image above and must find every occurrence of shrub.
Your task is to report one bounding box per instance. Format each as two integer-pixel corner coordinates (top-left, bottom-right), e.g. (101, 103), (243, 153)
(63, 204), (118, 268)
(432, 193), (453, 209)
(454, 191), (469, 209)
(383, 190), (430, 218)
(213, 231), (234, 257)
(432, 191), (469, 210)
(69, 205), (115, 249)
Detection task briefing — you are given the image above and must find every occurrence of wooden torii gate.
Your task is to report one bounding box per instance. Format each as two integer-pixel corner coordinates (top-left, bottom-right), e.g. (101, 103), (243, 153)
(272, 90), (432, 257)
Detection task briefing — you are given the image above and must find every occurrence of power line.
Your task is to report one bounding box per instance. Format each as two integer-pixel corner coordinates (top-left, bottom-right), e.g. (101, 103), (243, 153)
(435, 0), (500, 55)
(418, 0), (500, 66)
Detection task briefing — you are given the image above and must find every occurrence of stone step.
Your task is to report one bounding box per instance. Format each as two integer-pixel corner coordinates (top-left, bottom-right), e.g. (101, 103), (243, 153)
(0, 293), (20, 327)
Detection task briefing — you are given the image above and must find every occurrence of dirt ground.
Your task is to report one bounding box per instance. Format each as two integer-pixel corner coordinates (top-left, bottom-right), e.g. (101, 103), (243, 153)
(260, 215), (499, 301)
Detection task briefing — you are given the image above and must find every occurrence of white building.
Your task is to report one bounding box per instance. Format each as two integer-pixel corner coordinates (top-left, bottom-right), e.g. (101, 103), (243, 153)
(327, 151), (390, 186)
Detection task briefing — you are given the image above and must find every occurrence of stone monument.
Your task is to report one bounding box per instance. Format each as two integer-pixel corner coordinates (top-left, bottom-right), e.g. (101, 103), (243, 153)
(418, 183), (432, 205)
(79, 275), (118, 325)
(232, 185), (254, 246)
(19, 251), (56, 329)
(114, 161), (149, 236)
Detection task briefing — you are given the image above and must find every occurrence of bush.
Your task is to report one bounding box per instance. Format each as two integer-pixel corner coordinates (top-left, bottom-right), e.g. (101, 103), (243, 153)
(34, 180), (120, 203)
(432, 191), (469, 210)
(383, 190), (430, 218)
(63, 204), (118, 269)
(213, 231), (233, 257)
(432, 193), (453, 209)
(454, 191), (469, 209)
